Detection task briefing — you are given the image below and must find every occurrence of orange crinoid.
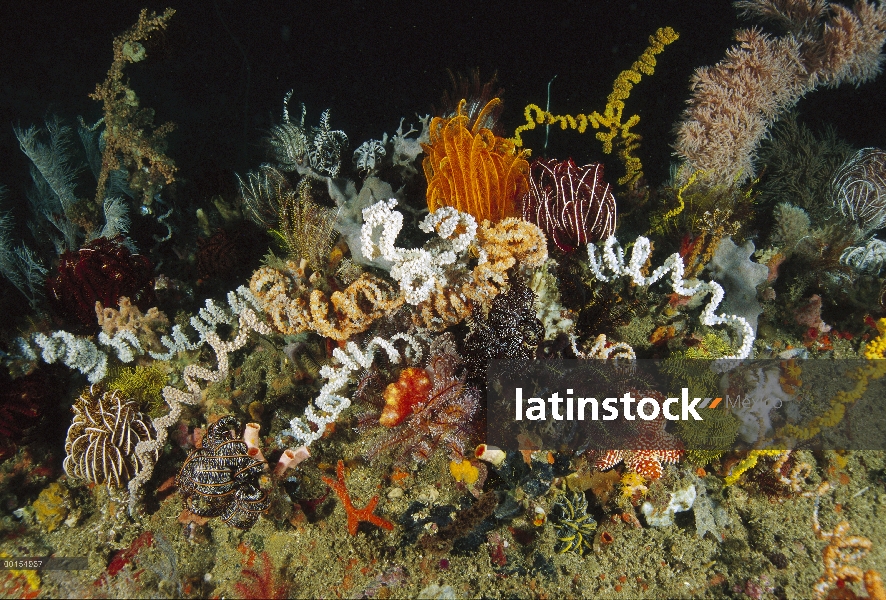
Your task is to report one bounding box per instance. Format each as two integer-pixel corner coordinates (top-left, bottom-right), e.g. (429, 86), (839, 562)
(422, 98), (530, 222)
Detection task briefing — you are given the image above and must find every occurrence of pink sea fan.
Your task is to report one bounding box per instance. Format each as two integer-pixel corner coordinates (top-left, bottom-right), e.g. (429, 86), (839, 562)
(521, 158), (616, 253)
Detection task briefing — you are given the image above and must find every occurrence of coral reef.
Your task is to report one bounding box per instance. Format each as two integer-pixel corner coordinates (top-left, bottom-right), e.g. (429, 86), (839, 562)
(5, 6), (886, 599)
(95, 296), (168, 353)
(675, 1), (886, 186)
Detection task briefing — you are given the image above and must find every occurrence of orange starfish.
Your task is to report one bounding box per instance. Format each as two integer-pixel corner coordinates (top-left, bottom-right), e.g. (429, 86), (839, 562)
(321, 460), (394, 535)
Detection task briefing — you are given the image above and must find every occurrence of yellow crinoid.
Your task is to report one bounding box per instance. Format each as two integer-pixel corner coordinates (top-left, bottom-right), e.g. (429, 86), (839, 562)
(422, 98), (529, 223)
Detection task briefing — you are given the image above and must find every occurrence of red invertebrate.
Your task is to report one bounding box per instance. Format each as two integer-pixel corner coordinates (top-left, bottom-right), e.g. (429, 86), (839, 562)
(0, 366), (64, 461)
(593, 391), (684, 480)
(233, 551), (288, 600)
(321, 460), (394, 536)
(196, 227), (265, 283)
(363, 333), (480, 466)
(46, 236), (155, 331)
(521, 158), (617, 253)
(379, 367), (433, 427)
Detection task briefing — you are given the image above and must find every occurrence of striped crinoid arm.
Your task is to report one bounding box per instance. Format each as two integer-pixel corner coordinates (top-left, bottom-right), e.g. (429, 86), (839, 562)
(522, 158), (617, 253)
(63, 386), (156, 489)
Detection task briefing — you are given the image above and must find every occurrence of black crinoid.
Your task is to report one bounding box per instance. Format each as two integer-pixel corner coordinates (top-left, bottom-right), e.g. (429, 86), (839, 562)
(462, 272), (543, 387)
(177, 416), (269, 529)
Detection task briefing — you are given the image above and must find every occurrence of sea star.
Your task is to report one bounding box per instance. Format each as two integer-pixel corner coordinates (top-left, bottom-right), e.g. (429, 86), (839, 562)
(594, 403), (684, 479)
(321, 460), (394, 535)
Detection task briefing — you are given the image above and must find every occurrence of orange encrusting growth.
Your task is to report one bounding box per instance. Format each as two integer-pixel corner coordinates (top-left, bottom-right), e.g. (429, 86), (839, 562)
(423, 98), (530, 223)
(379, 367), (433, 427)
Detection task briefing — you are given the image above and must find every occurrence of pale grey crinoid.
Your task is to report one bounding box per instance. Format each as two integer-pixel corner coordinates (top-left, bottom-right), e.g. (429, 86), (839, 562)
(63, 387), (157, 489)
(832, 147), (886, 235)
(267, 90), (348, 178)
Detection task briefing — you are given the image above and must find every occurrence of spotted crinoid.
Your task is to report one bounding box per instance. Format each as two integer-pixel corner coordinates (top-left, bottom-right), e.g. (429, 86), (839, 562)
(177, 417), (269, 529)
(551, 492), (597, 555)
(63, 386), (157, 488)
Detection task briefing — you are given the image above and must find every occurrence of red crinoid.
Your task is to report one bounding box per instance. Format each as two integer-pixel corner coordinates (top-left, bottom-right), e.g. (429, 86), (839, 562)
(362, 333), (480, 466)
(0, 366), (64, 461)
(233, 551), (288, 599)
(46, 236), (155, 331)
(521, 158), (617, 253)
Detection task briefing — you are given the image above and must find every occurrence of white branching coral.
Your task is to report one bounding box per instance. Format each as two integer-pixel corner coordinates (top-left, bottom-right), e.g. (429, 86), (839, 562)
(588, 236), (755, 360)
(361, 198), (477, 304)
(126, 288), (272, 513)
(570, 333), (636, 360)
(281, 333), (423, 447)
(27, 329), (144, 383)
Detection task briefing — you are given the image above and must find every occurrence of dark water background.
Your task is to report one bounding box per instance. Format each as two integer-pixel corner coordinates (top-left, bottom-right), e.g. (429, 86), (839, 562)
(2, 0), (885, 198)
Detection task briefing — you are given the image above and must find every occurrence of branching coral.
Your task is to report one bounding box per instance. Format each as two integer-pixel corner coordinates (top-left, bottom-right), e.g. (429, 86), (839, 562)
(89, 8), (177, 207)
(675, 1), (886, 187)
(588, 235), (755, 360)
(423, 99), (529, 222)
(510, 27), (679, 186)
(250, 262), (403, 340)
(95, 296), (169, 353)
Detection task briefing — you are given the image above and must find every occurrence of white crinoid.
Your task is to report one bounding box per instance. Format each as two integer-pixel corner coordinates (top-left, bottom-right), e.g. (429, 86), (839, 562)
(63, 387), (157, 489)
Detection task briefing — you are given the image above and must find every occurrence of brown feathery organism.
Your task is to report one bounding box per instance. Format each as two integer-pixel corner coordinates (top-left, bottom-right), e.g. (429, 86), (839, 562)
(89, 8), (177, 207)
(361, 333), (480, 467)
(238, 166), (339, 272)
(434, 68), (505, 134)
(63, 387), (157, 489)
